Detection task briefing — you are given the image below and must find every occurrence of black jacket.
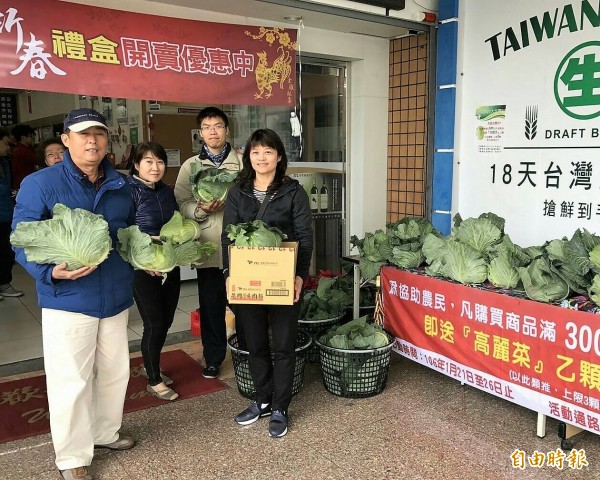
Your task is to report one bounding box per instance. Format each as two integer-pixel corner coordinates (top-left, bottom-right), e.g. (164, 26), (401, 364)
(222, 177), (313, 280)
(127, 175), (178, 236)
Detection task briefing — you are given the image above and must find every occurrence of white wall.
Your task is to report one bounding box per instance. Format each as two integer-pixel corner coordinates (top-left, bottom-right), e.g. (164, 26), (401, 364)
(17, 91), (75, 124)
(63, 0), (390, 241)
(454, 0), (600, 245)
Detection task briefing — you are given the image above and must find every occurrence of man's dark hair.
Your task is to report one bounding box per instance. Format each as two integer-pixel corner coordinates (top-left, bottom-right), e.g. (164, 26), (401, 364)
(0, 127), (10, 141)
(196, 107), (229, 128)
(11, 124), (35, 142)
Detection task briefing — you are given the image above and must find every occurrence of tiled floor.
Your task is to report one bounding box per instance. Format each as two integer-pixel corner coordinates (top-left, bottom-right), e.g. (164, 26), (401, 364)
(1, 267), (600, 479)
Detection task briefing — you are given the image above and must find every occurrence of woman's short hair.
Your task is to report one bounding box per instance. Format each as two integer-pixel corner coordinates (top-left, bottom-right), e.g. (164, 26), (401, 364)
(130, 142), (168, 175)
(239, 128), (288, 192)
(36, 137), (64, 166)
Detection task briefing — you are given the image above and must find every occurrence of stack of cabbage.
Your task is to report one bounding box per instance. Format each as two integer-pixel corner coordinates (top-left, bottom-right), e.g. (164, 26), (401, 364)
(350, 216), (438, 280)
(319, 316), (390, 350)
(190, 165), (238, 203)
(10, 203), (112, 270)
(117, 212), (217, 274)
(353, 211), (600, 305)
(300, 275), (352, 320)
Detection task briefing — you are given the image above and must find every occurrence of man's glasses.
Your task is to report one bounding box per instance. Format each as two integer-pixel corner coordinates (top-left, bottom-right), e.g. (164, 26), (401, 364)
(200, 124), (225, 132)
(45, 150), (65, 159)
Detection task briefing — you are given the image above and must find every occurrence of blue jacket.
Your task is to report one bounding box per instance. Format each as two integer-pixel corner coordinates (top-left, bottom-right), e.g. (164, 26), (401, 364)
(127, 175), (178, 235)
(12, 151), (135, 318)
(0, 156), (13, 223)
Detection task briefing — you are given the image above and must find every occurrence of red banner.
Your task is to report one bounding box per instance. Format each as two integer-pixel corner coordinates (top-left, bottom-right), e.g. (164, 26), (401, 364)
(0, 1), (296, 106)
(381, 266), (600, 435)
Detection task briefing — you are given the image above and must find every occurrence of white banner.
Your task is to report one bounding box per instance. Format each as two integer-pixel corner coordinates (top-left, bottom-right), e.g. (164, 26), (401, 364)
(393, 338), (600, 434)
(456, 1), (600, 245)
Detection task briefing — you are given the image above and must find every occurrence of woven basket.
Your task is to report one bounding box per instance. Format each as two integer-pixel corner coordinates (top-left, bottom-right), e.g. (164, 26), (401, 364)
(298, 312), (346, 363)
(315, 332), (393, 398)
(227, 329), (312, 399)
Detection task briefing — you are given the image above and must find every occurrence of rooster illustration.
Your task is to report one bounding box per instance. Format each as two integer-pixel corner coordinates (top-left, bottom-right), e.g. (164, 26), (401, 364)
(254, 47), (292, 99)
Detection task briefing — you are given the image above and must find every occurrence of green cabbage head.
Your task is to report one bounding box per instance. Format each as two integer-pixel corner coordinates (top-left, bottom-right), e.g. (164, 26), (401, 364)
(160, 211), (201, 244)
(190, 166), (238, 203)
(117, 226), (176, 272)
(226, 220), (286, 247)
(10, 203), (111, 270)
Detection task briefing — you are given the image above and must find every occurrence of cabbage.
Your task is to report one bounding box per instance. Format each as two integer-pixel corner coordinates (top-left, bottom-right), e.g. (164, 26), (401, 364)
(487, 247), (521, 289)
(160, 211), (201, 244)
(226, 220), (286, 247)
(319, 316), (390, 350)
(117, 226), (176, 272)
(118, 224), (217, 272)
(190, 166), (238, 203)
(517, 257), (569, 303)
(10, 203), (111, 270)
(173, 240), (217, 266)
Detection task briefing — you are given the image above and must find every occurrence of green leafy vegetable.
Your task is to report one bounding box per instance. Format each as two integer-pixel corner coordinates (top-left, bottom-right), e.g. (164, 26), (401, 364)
(117, 226), (176, 272)
(160, 211), (201, 244)
(190, 166), (238, 203)
(300, 276), (352, 320)
(173, 240), (217, 267)
(118, 225), (217, 272)
(453, 215), (502, 260)
(517, 257), (569, 303)
(226, 220), (286, 247)
(319, 316), (390, 350)
(10, 203), (111, 270)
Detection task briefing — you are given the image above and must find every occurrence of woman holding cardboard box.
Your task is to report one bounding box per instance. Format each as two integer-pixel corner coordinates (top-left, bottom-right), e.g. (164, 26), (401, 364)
(221, 128), (313, 438)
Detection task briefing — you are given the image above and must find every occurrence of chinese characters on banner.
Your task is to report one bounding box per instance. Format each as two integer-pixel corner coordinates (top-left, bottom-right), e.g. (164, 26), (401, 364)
(0, 0), (296, 106)
(381, 266), (600, 435)
(456, 0), (600, 245)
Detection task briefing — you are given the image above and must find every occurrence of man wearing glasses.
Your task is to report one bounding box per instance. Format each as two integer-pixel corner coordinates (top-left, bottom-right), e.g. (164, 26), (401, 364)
(175, 107), (242, 379)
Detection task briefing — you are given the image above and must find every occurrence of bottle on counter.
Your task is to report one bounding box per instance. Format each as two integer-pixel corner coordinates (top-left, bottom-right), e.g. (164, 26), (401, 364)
(310, 177), (319, 212)
(320, 180), (328, 212)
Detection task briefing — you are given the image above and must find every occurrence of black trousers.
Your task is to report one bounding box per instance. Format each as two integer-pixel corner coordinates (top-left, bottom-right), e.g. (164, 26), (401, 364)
(196, 267), (227, 367)
(235, 301), (302, 411)
(133, 268), (181, 386)
(0, 222), (14, 286)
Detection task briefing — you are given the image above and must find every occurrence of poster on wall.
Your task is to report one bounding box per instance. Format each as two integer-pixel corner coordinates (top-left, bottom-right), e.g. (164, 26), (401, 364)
(457, 0), (600, 245)
(0, 0), (297, 106)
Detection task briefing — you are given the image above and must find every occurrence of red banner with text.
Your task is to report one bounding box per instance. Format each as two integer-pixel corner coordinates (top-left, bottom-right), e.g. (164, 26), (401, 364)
(0, 1), (296, 106)
(381, 266), (600, 435)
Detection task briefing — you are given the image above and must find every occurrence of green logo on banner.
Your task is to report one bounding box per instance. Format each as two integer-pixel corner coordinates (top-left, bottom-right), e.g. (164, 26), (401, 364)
(555, 41), (600, 120)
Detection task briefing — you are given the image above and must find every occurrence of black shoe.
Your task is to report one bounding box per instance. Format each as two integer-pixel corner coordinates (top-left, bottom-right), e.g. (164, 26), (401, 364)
(268, 409), (288, 437)
(202, 365), (219, 379)
(235, 401), (271, 425)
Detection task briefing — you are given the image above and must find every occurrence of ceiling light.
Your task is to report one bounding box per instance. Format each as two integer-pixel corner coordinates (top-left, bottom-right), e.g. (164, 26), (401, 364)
(284, 15), (303, 21)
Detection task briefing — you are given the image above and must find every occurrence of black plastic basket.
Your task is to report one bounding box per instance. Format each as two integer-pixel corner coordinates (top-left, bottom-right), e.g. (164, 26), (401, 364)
(298, 312), (346, 363)
(227, 329), (312, 400)
(315, 332), (393, 398)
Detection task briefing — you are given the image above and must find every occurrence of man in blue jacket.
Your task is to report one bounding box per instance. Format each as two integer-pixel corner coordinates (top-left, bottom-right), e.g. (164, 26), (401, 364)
(12, 109), (136, 480)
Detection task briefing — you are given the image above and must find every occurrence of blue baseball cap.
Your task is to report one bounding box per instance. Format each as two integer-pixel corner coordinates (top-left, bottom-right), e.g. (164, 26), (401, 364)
(64, 108), (108, 132)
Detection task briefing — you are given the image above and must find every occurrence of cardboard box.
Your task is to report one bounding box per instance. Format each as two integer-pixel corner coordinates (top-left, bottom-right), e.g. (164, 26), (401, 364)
(228, 242), (298, 305)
